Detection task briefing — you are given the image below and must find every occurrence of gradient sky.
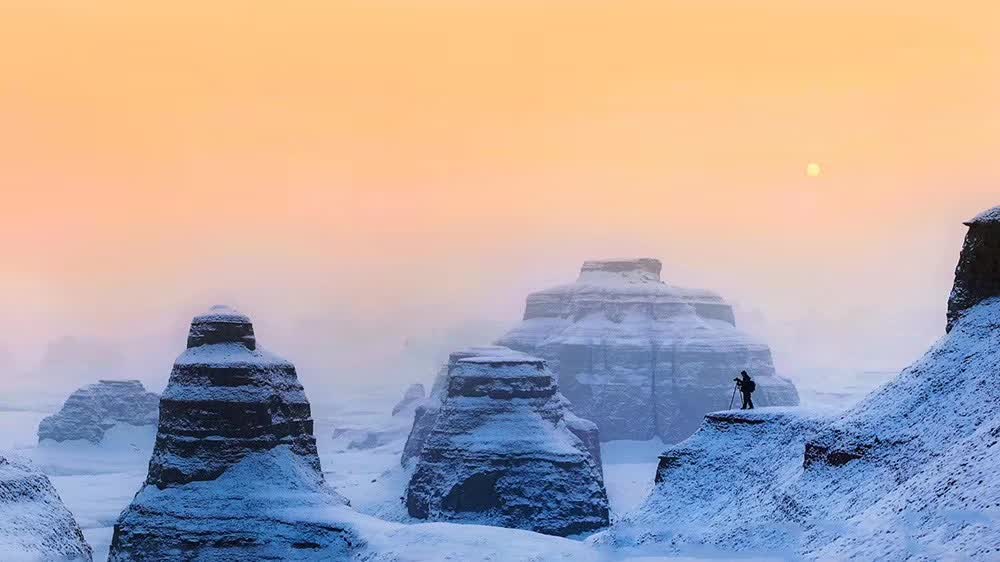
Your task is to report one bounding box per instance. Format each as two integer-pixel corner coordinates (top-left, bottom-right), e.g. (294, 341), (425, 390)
(1, 2), (998, 396)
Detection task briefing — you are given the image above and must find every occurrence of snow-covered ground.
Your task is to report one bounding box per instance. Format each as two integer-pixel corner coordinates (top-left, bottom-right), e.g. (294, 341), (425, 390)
(0, 370), (882, 561)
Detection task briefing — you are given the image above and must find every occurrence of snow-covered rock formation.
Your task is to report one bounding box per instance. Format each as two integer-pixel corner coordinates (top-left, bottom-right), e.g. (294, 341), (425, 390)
(109, 306), (355, 561)
(401, 346), (527, 466)
(603, 207), (1000, 560)
(391, 383), (426, 417)
(497, 258), (799, 442)
(38, 380), (159, 444)
(0, 453), (92, 561)
(947, 205), (1000, 331)
(405, 352), (609, 536)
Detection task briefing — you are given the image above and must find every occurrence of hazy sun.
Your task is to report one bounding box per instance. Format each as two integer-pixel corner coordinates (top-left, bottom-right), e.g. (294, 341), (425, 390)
(806, 163), (822, 177)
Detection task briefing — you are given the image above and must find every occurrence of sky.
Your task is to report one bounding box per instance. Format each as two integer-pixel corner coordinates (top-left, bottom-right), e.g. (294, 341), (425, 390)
(1, 1), (998, 398)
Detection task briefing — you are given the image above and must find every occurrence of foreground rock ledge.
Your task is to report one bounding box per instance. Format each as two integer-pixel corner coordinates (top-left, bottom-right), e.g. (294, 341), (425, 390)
(405, 353), (609, 536)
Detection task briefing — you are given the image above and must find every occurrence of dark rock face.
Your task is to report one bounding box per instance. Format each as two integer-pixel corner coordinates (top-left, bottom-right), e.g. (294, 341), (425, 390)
(38, 380), (159, 444)
(109, 306), (353, 561)
(405, 353), (610, 536)
(947, 206), (1000, 332)
(497, 258), (799, 442)
(391, 383), (426, 417)
(0, 454), (93, 560)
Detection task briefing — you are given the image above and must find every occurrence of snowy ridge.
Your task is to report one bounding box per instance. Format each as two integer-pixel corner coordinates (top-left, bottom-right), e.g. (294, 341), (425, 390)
(602, 296), (1000, 560)
(0, 453), (92, 561)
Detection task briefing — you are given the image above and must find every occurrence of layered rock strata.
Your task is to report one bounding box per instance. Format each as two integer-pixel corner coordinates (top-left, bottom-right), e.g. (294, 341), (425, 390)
(405, 353), (609, 536)
(0, 454), (93, 561)
(109, 306), (354, 561)
(38, 380), (159, 444)
(498, 258), (799, 442)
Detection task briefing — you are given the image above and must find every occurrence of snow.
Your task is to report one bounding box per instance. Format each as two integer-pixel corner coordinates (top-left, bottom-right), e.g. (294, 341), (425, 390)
(0, 373), (885, 561)
(604, 296), (1000, 560)
(967, 205), (1000, 224)
(172, 342), (293, 369)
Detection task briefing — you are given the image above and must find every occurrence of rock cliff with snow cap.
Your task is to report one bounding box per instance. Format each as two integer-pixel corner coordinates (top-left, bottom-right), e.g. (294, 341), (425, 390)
(947, 205), (1000, 332)
(109, 305), (355, 561)
(602, 207), (1000, 559)
(405, 351), (609, 536)
(497, 258), (799, 442)
(0, 453), (93, 561)
(38, 380), (159, 444)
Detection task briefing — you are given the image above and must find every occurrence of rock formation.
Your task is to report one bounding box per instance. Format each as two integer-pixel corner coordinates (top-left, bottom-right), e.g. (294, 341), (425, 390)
(0, 453), (93, 561)
(405, 352), (609, 536)
(947, 205), (1000, 331)
(391, 383), (426, 417)
(604, 207), (1000, 559)
(401, 346), (526, 466)
(497, 258), (799, 442)
(38, 380), (159, 444)
(109, 306), (355, 561)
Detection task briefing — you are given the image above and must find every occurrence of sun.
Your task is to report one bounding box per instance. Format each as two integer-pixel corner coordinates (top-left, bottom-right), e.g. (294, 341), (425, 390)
(806, 162), (822, 177)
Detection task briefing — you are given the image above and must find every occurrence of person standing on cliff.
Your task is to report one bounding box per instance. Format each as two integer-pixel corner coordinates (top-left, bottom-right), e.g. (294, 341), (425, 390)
(734, 371), (756, 409)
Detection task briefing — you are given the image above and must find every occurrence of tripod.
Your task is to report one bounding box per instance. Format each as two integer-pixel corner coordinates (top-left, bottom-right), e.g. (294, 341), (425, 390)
(728, 381), (739, 409)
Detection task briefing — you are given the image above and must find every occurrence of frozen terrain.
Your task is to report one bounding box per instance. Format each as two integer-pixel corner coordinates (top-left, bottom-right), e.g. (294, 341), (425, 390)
(0, 368), (875, 561)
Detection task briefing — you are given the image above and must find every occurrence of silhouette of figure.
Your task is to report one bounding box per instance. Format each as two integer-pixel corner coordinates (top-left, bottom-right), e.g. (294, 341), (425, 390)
(734, 370), (755, 410)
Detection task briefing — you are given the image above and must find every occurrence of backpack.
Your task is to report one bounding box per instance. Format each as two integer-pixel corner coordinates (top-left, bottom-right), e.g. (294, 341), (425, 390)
(745, 380), (756, 393)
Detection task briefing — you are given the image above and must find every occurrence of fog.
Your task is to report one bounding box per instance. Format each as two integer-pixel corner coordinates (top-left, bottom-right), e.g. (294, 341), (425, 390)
(0, 190), (992, 405)
(2, 2), (998, 404)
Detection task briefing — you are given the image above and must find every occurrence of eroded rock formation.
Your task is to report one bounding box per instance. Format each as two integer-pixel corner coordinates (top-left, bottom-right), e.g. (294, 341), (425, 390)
(497, 258), (799, 442)
(109, 306), (354, 561)
(405, 352), (609, 536)
(38, 380), (159, 444)
(947, 206), (1000, 331)
(0, 454), (93, 561)
(401, 346), (530, 466)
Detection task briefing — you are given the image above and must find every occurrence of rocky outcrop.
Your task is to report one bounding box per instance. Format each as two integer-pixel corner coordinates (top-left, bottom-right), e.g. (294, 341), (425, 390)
(405, 352), (609, 536)
(604, 206), (1000, 559)
(497, 258), (799, 442)
(401, 346), (530, 466)
(0, 454), (93, 561)
(391, 384), (426, 417)
(947, 206), (1000, 331)
(38, 380), (159, 444)
(109, 306), (355, 561)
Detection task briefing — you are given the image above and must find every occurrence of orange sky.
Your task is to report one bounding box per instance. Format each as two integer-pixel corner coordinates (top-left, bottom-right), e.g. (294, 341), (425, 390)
(1, 1), (998, 392)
